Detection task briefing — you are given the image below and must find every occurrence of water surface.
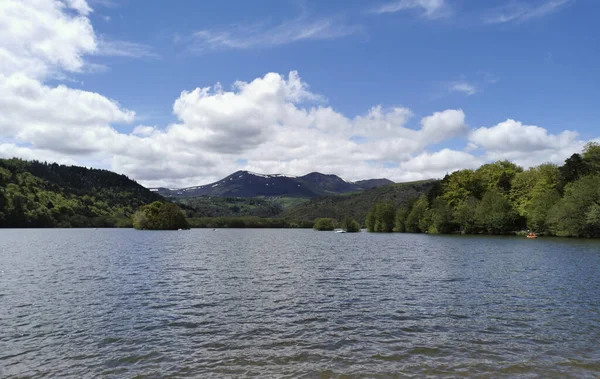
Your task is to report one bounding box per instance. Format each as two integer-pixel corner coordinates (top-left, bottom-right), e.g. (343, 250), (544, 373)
(1, 229), (599, 378)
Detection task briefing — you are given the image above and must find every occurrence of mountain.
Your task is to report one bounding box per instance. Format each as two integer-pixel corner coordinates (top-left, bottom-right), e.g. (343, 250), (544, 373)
(354, 178), (394, 189)
(152, 170), (394, 198)
(0, 158), (163, 228)
(282, 180), (437, 224)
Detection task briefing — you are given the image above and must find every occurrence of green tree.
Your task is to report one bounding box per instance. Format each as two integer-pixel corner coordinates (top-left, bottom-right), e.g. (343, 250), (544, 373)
(475, 189), (519, 234)
(510, 163), (559, 217)
(557, 153), (588, 193)
(376, 201), (396, 232)
(442, 169), (482, 206)
(582, 142), (600, 174)
(476, 160), (523, 194)
(547, 175), (600, 237)
(366, 207), (376, 232)
(405, 195), (428, 233)
(428, 198), (454, 234)
(313, 217), (336, 231)
(133, 201), (189, 230)
(453, 197), (478, 234)
(341, 216), (361, 232)
(526, 189), (561, 233)
(394, 207), (409, 232)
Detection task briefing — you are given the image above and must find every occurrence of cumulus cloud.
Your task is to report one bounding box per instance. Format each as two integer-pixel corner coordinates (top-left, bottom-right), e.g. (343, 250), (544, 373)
(0, 0), (596, 188)
(0, 0), (97, 79)
(469, 119), (584, 167)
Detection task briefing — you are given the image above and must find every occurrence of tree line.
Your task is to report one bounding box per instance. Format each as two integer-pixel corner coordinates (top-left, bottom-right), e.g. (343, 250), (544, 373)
(367, 143), (600, 238)
(0, 158), (162, 228)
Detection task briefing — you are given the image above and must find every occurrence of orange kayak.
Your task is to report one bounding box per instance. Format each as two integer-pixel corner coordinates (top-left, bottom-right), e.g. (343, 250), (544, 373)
(526, 235), (538, 239)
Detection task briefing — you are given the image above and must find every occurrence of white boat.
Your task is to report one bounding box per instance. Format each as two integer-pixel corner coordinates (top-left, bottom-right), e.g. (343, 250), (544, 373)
(335, 230), (347, 233)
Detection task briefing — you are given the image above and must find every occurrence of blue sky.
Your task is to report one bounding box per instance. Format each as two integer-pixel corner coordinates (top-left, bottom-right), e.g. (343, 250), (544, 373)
(1, 0), (598, 187)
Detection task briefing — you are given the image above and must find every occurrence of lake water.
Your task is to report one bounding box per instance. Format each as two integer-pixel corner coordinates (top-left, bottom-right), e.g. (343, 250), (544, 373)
(1, 229), (599, 378)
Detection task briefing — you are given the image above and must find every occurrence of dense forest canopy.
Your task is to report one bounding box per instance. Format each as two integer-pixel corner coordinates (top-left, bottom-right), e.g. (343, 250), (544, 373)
(0, 158), (162, 228)
(367, 143), (600, 237)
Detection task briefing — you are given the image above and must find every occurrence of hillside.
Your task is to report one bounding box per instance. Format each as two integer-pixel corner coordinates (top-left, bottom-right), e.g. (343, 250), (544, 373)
(283, 180), (437, 224)
(0, 158), (163, 228)
(151, 170), (393, 198)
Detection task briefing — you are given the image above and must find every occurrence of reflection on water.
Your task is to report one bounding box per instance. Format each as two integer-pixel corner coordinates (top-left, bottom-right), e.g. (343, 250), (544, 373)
(1, 229), (599, 378)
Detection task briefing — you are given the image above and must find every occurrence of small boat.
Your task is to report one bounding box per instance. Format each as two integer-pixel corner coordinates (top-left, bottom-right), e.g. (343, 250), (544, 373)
(526, 233), (538, 239)
(335, 230), (347, 233)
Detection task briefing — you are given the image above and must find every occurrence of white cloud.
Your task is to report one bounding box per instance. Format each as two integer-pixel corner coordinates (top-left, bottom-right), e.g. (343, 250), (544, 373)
(96, 39), (157, 59)
(0, 0), (97, 79)
(485, 0), (573, 24)
(132, 125), (155, 136)
(469, 119), (584, 167)
(191, 15), (361, 51)
(65, 0), (93, 15)
(372, 0), (449, 19)
(0, 0), (595, 188)
(450, 81), (477, 96)
(401, 149), (484, 176)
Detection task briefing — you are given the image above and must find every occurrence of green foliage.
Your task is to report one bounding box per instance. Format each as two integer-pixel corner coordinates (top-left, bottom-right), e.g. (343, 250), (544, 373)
(173, 196), (288, 218)
(547, 175), (600, 237)
(366, 201), (396, 232)
(341, 216), (361, 232)
(428, 198), (454, 234)
(510, 163), (558, 216)
(187, 217), (312, 228)
(405, 195), (428, 233)
(453, 197), (478, 234)
(526, 189), (561, 233)
(476, 161), (522, 193)
(394, 207), (409, 232)
(582, 142), (600, 173)
(0, 158), (162, 228)
(475, 189), (519, 234)
(557, 153), (588, 193)
(442, 169), (482, 206)
(283, 180), (436, 225)
(313, 217), (336, 231)
(133, 201), (189, 230)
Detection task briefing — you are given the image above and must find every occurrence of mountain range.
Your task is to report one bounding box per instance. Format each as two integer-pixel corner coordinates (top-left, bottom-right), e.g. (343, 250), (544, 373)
(151, 171), (394, 198)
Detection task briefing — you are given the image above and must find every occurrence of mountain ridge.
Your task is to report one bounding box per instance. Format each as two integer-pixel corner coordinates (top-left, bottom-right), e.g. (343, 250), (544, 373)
(151, 170), (394, 198)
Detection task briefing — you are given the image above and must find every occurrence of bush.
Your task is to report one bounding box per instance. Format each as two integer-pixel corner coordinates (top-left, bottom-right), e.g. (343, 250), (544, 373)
(341, 216), (361, 232)
(133, 201), (190, 230)
(313, 218), (336, 231)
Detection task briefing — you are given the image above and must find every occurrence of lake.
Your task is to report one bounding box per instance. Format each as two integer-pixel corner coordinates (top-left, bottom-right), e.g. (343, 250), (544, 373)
(1, 229), (599, 378)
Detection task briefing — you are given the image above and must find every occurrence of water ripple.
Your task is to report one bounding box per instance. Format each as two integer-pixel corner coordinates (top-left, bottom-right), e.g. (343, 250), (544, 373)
(1, 229), (599, 378)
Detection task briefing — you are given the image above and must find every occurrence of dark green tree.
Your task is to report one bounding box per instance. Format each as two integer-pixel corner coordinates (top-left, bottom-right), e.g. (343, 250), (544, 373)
(475, 189), (519, 234)
(405, 195), (428, 233)
(313, 217), (336, 231)
(133, 201), (189, 230)
(341, 216), (361, 232)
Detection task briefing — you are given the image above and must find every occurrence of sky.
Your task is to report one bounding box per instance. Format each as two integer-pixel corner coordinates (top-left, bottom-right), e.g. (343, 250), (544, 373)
(1, 0), (599, 188)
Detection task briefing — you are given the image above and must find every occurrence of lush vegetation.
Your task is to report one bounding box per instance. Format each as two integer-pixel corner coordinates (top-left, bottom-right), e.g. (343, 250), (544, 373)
(283, 180), (436, 224)
(367, 143), (600, 237)
(173, 195), (307, 218)
(0, 159), (162, 228)
(133, 201), (189, 230)
(187, 216), (313, 229)
(313, 218), (336, 231)
(340, 216), (361, 232)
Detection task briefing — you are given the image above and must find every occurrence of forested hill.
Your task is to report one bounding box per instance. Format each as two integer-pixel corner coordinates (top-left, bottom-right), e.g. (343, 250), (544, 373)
(283, 180), (437, 224)
(0, 158), (163, 228)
